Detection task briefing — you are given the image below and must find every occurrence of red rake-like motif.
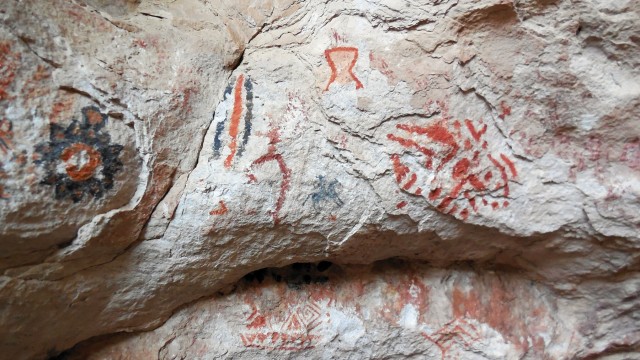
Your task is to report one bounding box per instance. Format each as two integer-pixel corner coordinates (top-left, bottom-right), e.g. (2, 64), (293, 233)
(387, 112), (517, 220)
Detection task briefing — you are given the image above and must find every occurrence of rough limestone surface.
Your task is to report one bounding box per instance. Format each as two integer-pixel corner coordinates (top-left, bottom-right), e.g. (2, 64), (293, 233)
(0, 0), (638, 359)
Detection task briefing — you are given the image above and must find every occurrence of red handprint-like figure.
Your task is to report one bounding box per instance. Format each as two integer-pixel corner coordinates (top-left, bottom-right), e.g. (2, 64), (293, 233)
(387, 108), (517, 220)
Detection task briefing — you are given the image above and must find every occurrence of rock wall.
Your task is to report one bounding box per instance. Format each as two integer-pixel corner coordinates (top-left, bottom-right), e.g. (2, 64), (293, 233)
(62, 261), (638, 359)
(0, 0), (638, 359)
(63, 262), (576, 359)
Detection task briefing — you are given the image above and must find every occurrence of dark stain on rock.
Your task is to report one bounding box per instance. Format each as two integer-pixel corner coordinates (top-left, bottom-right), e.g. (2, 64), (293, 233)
(242, 262), (334, 290)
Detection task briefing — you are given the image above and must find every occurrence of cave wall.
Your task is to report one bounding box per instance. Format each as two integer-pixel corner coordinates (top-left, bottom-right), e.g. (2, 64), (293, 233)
(0, 0), (639, 358)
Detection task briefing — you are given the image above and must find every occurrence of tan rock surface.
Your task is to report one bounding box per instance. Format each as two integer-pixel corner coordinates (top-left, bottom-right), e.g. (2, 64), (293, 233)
(65, 262), (573, 359)
(0, 0), (638, 358)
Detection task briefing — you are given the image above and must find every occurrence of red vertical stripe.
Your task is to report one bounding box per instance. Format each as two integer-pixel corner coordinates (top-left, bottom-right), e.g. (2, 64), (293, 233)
(224, 74), (244, 168)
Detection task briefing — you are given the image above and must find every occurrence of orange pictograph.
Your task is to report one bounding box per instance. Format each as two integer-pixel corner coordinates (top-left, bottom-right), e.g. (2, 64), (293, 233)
(324, 47), (363, 91)
(225, 74), (245, 168)
(59, 143), (102, 182)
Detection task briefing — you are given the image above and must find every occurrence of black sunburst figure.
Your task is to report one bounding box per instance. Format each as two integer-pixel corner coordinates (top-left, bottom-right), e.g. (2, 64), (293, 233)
(35, 106), (124, 202)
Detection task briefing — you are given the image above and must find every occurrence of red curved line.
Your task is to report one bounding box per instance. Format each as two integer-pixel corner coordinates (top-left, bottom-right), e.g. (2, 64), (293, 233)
(387, 134), (436, 169)
(324, 49), (337, 91)
(347, 48), (363, 89)
(500, 153), (517, 177)
(488, 154), (510, 197)
(395, 123), (458, 170)
(251, 153), (291, 225)
(390, 154), (409, 183)
(403, 173), (417, 190)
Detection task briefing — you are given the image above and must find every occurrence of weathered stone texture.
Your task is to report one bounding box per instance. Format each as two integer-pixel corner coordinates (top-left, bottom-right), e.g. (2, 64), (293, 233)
(0, 0), (638, 358)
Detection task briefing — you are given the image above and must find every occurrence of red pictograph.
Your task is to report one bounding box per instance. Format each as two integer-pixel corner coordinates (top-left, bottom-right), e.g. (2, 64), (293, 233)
(246, 122), (291, 225)
(209, 200), (228, 215)
(240, 301), (323, 351)
(224, 74), (245, 168)
(387, 106), (517, 220)
(0, 41), (21, 101)
(324, 47), (363, 91)
(59, 142), (102, 182)
(498, 101), (511, 120)
(422, 319), (480, 360)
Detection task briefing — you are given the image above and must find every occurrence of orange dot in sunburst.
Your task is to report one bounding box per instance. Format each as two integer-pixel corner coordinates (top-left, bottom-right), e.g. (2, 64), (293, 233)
(59, 143), (102, 181)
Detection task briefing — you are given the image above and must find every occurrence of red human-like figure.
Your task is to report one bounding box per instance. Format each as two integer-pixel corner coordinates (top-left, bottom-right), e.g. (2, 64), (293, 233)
(324, 47), (363, 91)
(246, 123), (291, 225)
